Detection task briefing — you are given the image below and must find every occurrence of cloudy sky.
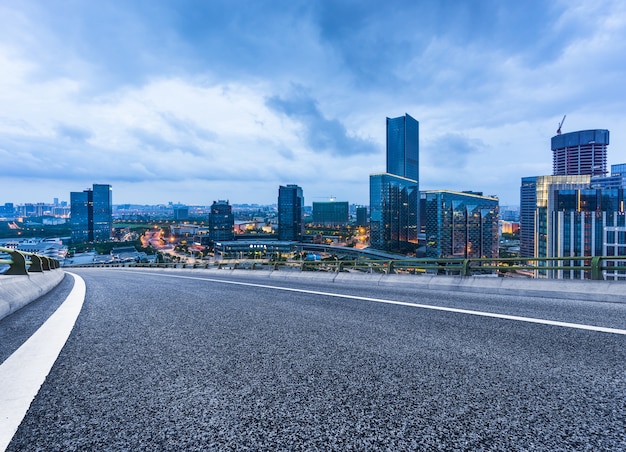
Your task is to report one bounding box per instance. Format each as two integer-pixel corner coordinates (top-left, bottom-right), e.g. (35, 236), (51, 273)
(1, 0), (625, 207)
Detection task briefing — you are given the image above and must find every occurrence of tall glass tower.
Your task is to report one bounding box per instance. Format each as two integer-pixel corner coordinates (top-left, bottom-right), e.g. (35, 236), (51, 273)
(386, 113), (419, 181)
(278, 184), (304, 241)
(369, 114), (420, 253)
(92, 184), (112, 241)
(70, 184), (112, 242)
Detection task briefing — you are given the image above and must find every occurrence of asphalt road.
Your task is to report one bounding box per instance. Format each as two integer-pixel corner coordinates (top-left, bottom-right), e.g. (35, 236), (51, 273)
(3, 268), (626, 450)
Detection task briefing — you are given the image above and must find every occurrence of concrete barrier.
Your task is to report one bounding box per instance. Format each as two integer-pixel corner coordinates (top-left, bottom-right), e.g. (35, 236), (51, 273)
(0, 270), (65, 321)
(131, 267), (626, 304)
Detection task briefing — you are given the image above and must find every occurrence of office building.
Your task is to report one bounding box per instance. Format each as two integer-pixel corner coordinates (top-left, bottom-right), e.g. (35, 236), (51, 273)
(551, 129), (609, 177)
(278, 184), (304, 241)
(355, 206), (368, 227)
(70, 184), (112, 242)
(520, 175), (590, 260)
(312, 201), (349, 226)
(550, 187), (626, 279)
(386, 114), (419, 180)
(591, 163), (626, 189)
(370, 173), (418, 253)
(421, 190), (499, 259)
(209, 200), (234, 241)
(369, 114), (420, 253)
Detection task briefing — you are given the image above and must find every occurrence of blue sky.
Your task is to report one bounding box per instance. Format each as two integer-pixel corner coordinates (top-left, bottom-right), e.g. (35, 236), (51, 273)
(1, 0), (625, 207)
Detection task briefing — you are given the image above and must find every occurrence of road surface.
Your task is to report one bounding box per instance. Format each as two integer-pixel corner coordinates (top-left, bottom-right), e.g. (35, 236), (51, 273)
(2, 268), (625, 450)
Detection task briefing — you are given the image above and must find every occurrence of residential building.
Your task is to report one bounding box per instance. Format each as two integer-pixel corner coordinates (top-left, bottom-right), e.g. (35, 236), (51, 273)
(421, 190), (499, 259)
(209, 200), (234, 241)
(551, 129), (609, 177)
(278, 184), (304, 241)
(312, 201), (349, 226)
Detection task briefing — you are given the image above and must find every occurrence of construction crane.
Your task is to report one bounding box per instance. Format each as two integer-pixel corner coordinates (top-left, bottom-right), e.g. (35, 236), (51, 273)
(556, 115), (567, 135)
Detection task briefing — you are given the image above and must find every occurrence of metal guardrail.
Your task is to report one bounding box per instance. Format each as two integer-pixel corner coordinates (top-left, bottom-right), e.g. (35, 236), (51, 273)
(64, 255), (626, 280)
(0, 246), (61, 275)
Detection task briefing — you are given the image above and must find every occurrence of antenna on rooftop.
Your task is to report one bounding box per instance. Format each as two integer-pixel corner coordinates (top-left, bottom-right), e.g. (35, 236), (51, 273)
(556, 115), (567, 135)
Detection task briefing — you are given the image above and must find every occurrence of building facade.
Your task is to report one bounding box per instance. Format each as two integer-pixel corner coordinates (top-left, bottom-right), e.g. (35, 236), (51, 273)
(209, 200), (234, 241)
(551, 129), (609, 177)
(421, 190), (499, 259)
(386, 113), (419, 181)
(70, 184), (112, 242)
(311, 201), (349, 226)
(278, 184), (304, 241)
(369, 173), (418, 253)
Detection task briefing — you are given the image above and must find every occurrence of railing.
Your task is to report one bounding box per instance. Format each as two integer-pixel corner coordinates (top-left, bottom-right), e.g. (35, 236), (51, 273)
(65, 255), (626, 281)
(0, 246), (62, 275)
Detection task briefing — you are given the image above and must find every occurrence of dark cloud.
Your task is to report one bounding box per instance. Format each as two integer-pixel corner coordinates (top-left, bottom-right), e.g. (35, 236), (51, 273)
(266, 86), (377, 156)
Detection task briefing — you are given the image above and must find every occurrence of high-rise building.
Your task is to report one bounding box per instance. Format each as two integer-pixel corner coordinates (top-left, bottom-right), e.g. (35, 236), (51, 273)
(278, 184), (304, 241)
(520, 175), (590, 260)
(550, 187), (626, 279)
(209, 200), (234, 241)
(551, 129), (609, 177)
(421, 190), (499, 259)
(70, 184), (112, 242)
(92, 184), (113, 241)
(355, 206), (368, 227)
(591, 163), (626, 189)
(386, 114), (419, 180)
(312, 201), (349, 226)
(369, 173), (418, 253)
(370, 114), (419, 253)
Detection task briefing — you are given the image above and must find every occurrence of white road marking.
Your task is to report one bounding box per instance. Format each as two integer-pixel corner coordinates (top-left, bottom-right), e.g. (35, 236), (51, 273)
(140, 271), (626, 335)
(0, 272), (86, 451)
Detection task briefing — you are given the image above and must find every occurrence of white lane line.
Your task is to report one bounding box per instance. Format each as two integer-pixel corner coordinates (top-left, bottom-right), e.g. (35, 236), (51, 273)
(0, 272), (86, 451)
(133, 271), (626, 335)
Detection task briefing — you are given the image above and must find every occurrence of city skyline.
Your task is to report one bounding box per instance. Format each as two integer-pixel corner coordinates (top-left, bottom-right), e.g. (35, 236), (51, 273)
(1, 1), (625, 207)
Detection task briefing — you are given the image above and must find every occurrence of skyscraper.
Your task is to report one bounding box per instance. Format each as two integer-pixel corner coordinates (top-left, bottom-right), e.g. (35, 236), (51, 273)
(386, 114), (419, 180)
(278, 184), (304, 241)
(369, 114), (419, 253)
(551, 129), (609, 177)
(92, 184), (112, 241)
(209, 200), (234, 241)
(70, 184), (112, 242)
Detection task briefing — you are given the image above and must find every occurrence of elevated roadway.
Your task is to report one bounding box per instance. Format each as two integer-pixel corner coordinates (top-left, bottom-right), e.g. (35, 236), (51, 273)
(1, 268), (625, 450)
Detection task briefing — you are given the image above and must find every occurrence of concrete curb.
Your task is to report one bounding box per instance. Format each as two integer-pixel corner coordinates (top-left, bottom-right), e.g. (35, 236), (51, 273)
(0, 270), (65, 321)
(122, 267), (626, 304)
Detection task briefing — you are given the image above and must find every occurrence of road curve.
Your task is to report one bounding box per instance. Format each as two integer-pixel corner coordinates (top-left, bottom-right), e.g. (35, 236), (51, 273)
(4, 268), (626, 450)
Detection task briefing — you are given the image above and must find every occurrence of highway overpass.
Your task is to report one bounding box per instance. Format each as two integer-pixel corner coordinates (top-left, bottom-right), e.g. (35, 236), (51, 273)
(1, 268), (625, 450)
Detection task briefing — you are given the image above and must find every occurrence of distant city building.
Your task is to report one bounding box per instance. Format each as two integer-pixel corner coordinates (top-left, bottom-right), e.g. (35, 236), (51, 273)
(70, 184), (113, 242)
(173, 205), (189, 221)
(209, 200), (234, 241)
(278, 185), (304, 241)
(421, 190), (499, 259)
(312, 201), (349, 226)
(369, 114), (419, 253)
(551, 129), (609, 177)
(355, 206), (368, 227)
